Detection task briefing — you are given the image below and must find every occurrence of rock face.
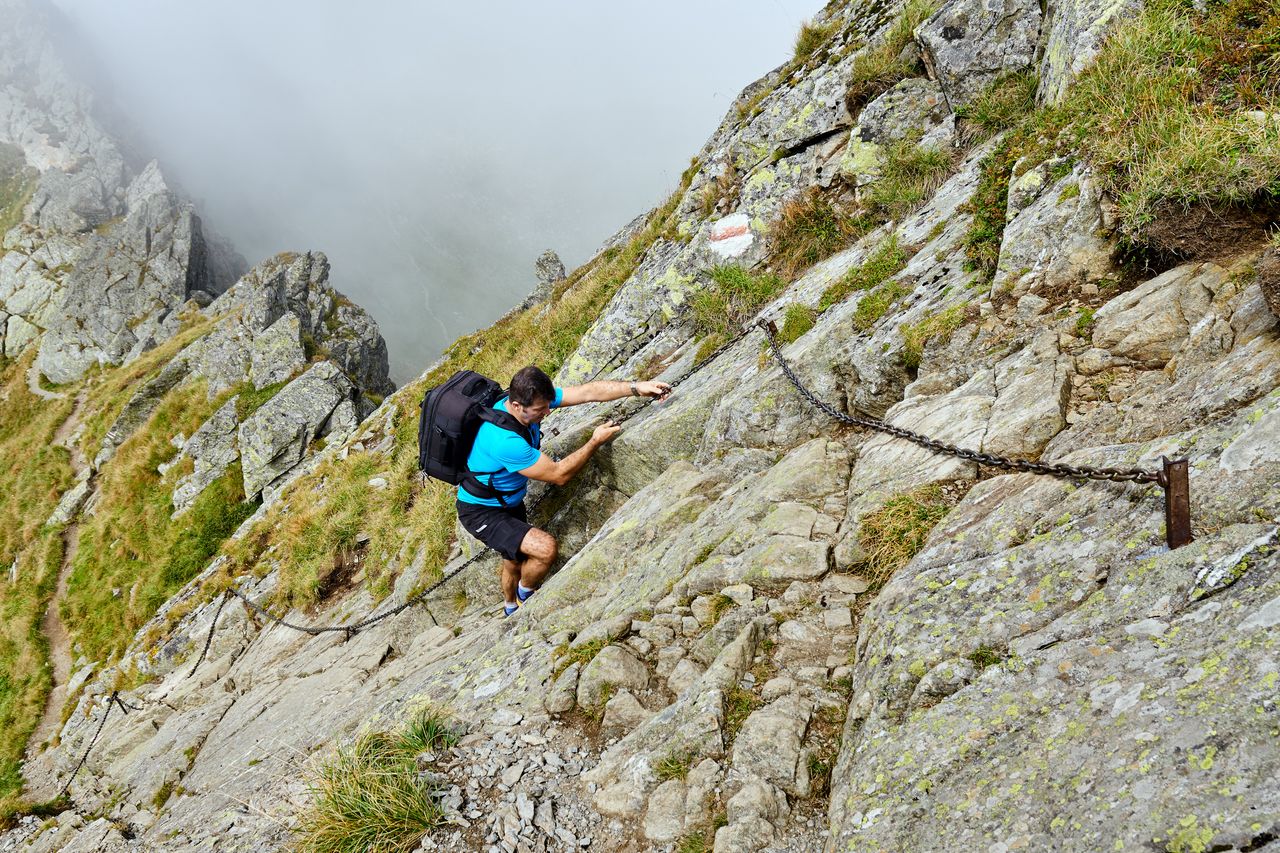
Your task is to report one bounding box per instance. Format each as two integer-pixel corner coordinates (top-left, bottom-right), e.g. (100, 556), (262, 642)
(0, 0), (245, 383)
(9, 0), (1280, 851)
(239, 361), (356, 499)
(916, 0), (1043, 109)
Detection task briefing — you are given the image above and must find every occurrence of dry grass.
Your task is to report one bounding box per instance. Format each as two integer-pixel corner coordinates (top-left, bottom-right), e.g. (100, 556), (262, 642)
(793, 20), (838, 64)
(295, 707), (458, 853)
(856, 484), (957, 589)
(768, 189), (874, 280)
(954, 72), (1039, 143)
(845, 0), (938, 114)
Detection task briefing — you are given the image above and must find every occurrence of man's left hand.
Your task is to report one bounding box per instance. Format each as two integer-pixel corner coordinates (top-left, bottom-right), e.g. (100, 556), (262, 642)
(635, 381), (673, 401)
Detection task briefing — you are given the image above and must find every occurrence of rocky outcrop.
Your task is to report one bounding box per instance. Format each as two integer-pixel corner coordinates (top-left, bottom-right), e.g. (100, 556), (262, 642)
(0, 0), (244, 384)
(916, 0), (1043, 109)
(239, 361), (357, 500)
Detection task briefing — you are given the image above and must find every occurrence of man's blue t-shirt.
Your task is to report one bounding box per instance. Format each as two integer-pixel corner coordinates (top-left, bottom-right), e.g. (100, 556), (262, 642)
(457, 387), (563, 507)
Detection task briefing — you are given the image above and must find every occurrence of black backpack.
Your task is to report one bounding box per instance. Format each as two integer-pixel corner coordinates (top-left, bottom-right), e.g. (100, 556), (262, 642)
(418, 370), (536, 506)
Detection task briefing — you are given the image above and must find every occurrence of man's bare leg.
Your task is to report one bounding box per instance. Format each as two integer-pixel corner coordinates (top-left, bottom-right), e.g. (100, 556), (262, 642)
(516, 528), (558, 593)
(500, 558), (520, 605)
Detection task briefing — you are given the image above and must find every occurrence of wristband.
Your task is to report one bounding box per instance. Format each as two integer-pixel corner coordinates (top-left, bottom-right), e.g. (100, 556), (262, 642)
(630, 381), (639, 397)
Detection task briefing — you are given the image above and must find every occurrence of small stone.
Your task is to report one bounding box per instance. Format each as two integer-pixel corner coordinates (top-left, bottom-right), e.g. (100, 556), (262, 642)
(515, 792), (535, 823)
(501, 762), (525, 787)
(492, 708), (523, 728)
(822, 607), (853, 629)
(367, 476), (389, 489)
(762, 677), (795, 701)
(721, 584), (754, 605)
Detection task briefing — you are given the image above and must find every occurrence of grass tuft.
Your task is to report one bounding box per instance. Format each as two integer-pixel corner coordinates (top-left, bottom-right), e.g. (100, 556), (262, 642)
(691, 265), (786, 358)
(654, 749), (696, 782)
(901, 304), (968, 369)
(954, 72), (1039, 142)
(768, 189), (874, 280)
(776, 304), (818, 346)
(723, 684), (762, 746)
(295, 709), (457, 853)
(866, 136), (954, 220)
(856, 484), (956, 589)
(793, 20), (838, 64)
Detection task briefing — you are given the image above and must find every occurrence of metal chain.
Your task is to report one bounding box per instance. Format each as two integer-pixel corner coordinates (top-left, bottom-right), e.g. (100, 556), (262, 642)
(186, 590), (229, 678)
(226, 545), (494, 639)
(55, 691), (129, 800)
(758, 320), (1163, 485)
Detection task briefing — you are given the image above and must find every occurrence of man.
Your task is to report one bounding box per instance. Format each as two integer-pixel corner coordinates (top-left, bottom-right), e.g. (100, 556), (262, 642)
(456, 365), (672, 616)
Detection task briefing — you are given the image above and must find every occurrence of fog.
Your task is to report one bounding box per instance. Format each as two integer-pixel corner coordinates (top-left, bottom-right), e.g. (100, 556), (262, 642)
(49, 0), (819, 384)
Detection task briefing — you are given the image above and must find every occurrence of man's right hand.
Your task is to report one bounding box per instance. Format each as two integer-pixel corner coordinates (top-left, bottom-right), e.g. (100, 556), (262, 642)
(591, 420), (622, 446)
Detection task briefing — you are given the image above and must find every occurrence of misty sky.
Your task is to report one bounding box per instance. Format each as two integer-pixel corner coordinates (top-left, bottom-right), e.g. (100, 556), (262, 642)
(51, 1), (819, 384)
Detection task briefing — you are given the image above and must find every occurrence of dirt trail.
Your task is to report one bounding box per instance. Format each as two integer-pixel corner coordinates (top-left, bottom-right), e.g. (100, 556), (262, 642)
(24, 384), (94, 798)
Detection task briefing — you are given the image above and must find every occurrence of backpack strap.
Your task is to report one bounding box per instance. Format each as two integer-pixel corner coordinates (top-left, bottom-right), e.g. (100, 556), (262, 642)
(461, 407), (538, 507)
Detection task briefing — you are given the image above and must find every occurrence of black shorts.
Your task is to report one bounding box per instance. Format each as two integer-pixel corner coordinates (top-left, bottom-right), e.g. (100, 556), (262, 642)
(457, 500), (531, 561)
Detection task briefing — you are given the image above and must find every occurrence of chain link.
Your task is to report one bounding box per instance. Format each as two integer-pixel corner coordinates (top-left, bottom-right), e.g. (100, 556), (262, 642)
(758, 320), (1162, 485)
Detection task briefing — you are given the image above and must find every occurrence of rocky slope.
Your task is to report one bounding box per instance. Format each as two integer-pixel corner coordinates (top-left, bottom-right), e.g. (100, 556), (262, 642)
(2, 0), (1279, 851)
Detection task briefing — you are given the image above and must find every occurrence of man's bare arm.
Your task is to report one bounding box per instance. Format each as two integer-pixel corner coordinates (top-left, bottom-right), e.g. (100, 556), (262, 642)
(560, 380), (672, 406)
(519, 422), (621, 486)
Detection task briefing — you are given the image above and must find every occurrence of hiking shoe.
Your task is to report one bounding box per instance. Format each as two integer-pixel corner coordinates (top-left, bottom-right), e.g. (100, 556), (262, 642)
(503, 602), (520, 617)
(516, 584), (535, 604)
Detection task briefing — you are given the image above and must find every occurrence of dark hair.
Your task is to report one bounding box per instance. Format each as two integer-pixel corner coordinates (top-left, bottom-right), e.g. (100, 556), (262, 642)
(508, 365), (555, 407)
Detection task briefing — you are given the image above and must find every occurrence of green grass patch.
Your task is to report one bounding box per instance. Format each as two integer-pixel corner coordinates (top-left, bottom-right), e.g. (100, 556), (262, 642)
(818, 234), (907, 312)
(677, 811), (729, 853)
(551, 637), (607, 679)
(776, 304), (818, 346)
(856, 484), (956, 589)
(654, 749), (696, 782)
(793, 20), (838, 63)
(1074, 307), (1097, 335)
(768, 189), (875, 280)
(967, 644), (1006, 669)
(63, 379), (258, 662)
(0, 355), (76, 804)
(691, 265), (786, 358)
(901, 304), (968, 369)
(851, 278), (912, 331)
(295, 707), (458, 853)
(961, 138), (1019, 281)
(954, 72), (1039, 142)
(867, 136), (954, 220)
(845, 0), (938, 113)
(723, 684), (762, 746)
(235, 380), (289, 420)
